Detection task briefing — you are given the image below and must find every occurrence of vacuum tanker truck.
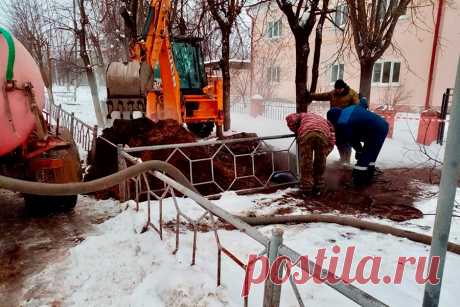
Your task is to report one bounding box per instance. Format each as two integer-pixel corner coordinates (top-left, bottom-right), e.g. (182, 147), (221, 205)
(0, 28), (81, 211)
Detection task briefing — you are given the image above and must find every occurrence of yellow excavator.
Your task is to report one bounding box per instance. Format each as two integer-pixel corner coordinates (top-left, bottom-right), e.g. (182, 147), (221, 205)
(106, 0), (223, 137)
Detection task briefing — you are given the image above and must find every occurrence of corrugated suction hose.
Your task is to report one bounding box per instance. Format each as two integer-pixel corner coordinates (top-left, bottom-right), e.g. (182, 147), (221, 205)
(1, 160), (458, 255)
(0, 160), (197, 195)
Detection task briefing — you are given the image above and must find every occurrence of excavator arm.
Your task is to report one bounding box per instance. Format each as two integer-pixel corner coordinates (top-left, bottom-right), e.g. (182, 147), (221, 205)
(106, 0), (223, 137)
(130, 0), (182, 123)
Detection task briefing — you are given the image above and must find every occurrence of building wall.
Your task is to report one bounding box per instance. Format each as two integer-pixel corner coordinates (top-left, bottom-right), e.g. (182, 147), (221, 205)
(250, 1), (460, 111)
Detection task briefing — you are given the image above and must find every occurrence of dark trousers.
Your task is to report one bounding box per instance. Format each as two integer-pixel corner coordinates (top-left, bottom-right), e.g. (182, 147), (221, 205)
(356, 122), (389, 168)
(337, 143), (351, 163)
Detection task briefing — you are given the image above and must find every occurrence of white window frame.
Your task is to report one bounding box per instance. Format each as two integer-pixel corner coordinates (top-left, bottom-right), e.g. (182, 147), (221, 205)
(267, 19), (282, 39)
(267, 66), (281, 83)
(330, 63), (344, 84)
(371, 60), (401, 87)
(335, 3), (348, 28)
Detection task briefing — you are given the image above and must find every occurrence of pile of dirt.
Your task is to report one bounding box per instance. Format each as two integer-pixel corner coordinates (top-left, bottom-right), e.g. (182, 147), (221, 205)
(269, 167), (433, 222)
(85, 118), (273, 198)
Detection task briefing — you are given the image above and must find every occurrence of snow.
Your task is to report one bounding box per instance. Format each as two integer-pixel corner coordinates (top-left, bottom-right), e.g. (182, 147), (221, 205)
(21, 187), (460, 306)
(229, 112), (445, 169)
(31, 86), (460, 306)
(52, 86), (447, 169)
(53, 86), (107, 127)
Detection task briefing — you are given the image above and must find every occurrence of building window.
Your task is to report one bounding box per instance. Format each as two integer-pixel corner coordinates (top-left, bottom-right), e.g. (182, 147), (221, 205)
(377, 0), (407, 20)
(267, 66), (281, 82)
(267, 19), (282, 38)
(331, 63), (344, 83)
(372, 61), (401, 85)
(335, 3), (348, 27)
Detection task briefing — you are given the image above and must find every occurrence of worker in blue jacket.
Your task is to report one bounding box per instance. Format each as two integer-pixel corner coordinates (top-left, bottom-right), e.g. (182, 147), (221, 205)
(327, 103), (389, 185)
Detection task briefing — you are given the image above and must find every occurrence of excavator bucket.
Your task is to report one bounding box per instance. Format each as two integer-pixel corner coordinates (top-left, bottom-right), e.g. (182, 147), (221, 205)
(106, 62), (148, 120)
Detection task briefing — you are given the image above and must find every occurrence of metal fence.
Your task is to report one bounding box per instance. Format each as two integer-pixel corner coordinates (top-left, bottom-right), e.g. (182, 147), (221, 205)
(39, 96), (387, 305)
(44, 98), (98, 152)
(115, 147), (388, 307)
(53, 90), (77, 103)
(116, 134), (300, 197)
(231, 101), (328, 120)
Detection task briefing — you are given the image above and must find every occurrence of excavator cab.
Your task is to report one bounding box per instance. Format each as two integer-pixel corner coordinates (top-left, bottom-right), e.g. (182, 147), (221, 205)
(171, 38), (207, 94)
(106, 37), (223, 137)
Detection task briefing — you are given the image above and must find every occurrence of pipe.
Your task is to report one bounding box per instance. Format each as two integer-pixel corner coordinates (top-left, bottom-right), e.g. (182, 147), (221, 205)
(424, 0), (445, 110)
(239, 214), (460, 255)
(0, 160), (197, 196)
(423, 57), (460, 307)
(5, 157), (459, 256)
(124, 133), (295, 153)
(6, 154), (458, 256)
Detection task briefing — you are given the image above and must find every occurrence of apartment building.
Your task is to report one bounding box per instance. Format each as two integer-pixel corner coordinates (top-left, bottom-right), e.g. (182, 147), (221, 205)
(248, 1), (460, 111)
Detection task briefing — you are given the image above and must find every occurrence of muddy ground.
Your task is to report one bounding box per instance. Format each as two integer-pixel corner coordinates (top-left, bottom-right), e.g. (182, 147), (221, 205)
(263, 166), (442, 222)
(166, 167), (452, 235)
(86, 118), (273, 198)
(0, 190), (121, 306)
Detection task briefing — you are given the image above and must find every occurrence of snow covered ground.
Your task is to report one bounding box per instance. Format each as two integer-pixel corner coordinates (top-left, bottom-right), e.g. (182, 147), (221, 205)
(29, 87), (459, 306)
(229, 112), (445, 169)
(52, 86), (106, 127)
(22, 187), (460, 306)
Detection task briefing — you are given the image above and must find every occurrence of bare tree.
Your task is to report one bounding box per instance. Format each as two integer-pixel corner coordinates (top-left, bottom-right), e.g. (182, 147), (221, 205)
(346, 0), (411, 100)
(76, 0), (105, 127)
(309, 0), (330, 93)
(97, 0), (128, 62)
(275, 0), (322, 112)
(206, 0), (248, 131)
(381, 82), (412, 109)
(231, 64), (251, 101)
(4, 0), (58, 105)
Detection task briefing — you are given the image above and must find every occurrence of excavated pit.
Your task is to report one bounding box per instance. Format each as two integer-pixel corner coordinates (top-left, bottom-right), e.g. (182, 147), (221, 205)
(86, 118), (452, 223)
(85, 118), (274, 198)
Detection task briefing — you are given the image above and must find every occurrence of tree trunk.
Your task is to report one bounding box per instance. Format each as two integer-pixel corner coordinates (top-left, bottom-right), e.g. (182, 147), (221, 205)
(80, 46), (104, 127)
(221, 29), (231, 131)
(249, 15), (255, 98)
(310, 1), (328, 94)
(359, 60), (374, 103)
(77, 0), (104, 127)
(295, 39), (310, 113)
(90, 32), (106, 86)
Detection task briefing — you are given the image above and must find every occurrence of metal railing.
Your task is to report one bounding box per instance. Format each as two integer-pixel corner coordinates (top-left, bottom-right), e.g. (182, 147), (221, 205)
(117, 134), (300, 197)
(44, 98), (98, 152)
(231, 101), (329, 120)
(115, 148), (388, 307)
(53, 90), (77, 103)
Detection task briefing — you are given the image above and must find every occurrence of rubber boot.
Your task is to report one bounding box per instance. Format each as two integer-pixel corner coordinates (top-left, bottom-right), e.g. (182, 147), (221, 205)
(367, 165), (375, 181)
(352, 168), (371, 186)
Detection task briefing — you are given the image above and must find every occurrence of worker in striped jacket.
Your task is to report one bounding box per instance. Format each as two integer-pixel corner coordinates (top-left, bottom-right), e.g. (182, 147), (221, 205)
(286, 113), (335, 196)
